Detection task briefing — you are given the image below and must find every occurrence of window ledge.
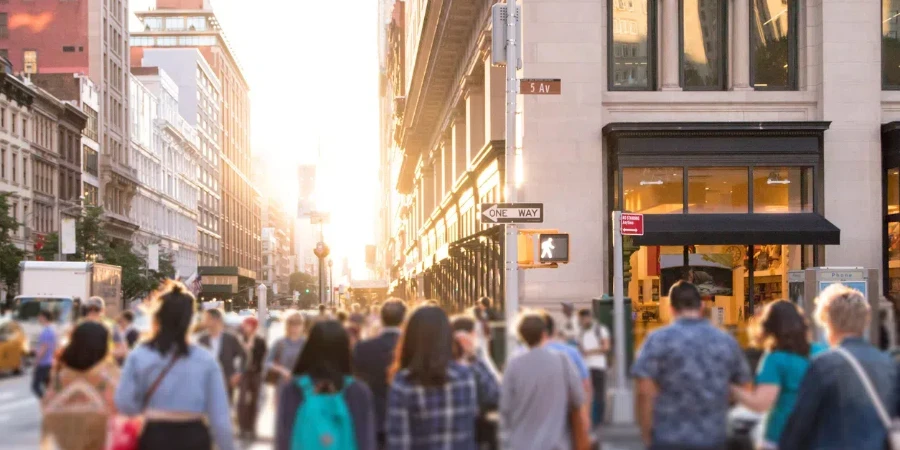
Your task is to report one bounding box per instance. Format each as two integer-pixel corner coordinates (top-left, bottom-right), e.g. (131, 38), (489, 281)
(602, 89), (817, 106)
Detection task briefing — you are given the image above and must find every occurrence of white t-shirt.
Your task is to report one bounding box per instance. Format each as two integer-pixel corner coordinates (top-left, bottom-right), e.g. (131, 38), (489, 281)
(579, 324), (610, 370)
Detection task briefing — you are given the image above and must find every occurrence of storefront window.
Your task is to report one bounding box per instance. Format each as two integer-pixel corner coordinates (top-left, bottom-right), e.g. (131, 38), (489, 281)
(681, 0), (726, 90)
(751, 0), (796, 90)
(623, 167), (683, 213)
(610, 0), (654, 90)
(889, 222), (900, 296)
(889, 167), (900, 215)
(687, 167), (749, 213)
(884, 0), (900, 87)
(752, 167), (813, 213)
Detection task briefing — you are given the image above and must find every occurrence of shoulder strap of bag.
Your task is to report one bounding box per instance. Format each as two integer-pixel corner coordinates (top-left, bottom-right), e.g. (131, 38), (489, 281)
(834, 347), (893, 430)
(143, 354), (181, 409)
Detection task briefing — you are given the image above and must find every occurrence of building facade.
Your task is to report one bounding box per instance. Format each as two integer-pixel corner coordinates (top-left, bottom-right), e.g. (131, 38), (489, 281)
(132, 49), (221, 269)
(254, 156), (295, 299)
(131, 0), (260, 285)
(294, 164), (317, 276)
(378, 0), (900, 345)
(129, 68), (201, 277)
(3, 0), (139, 242)
(31, 74), (103, 211)
(0, 62), (36, 253)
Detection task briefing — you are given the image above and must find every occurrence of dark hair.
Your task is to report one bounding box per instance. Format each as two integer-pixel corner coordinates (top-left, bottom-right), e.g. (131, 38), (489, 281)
(752, 300), (811, 356)
(61, 321), (109, 371)
(292, 320), (352, 390)
(391, 305), (453, 387)
(450, 315), (476, 333)
(38, 309), (54, 322)
(318, 304), (327, 314)
(381, 298), (407, 327)
(204, 308), (223, 322)
(479, 297), (492, 309)
(577, 308), (592, 319)
(120, 310), (135, 324)
(669, 281), (702, 311)
(147, 281), (195, 356)
(336, 310), (349, 323)
(541, 310), (557, 336)
(518, 313), (547, 347)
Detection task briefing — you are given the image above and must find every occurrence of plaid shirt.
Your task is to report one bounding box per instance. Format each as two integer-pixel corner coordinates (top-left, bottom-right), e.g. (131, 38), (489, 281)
(386, 359), (500, 450)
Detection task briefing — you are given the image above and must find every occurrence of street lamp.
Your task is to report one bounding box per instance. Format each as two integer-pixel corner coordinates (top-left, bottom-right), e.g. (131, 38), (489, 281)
(327, 258), (334, 306)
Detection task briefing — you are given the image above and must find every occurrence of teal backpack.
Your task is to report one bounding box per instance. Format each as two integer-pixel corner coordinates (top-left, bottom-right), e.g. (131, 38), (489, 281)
(291, 375), (359, 450)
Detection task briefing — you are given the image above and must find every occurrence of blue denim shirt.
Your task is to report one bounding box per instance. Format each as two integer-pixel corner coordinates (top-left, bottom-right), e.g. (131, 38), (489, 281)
(779, 338), (899, 450)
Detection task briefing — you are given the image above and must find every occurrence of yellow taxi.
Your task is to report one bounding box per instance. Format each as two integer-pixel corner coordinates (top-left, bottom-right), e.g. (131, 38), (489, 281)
(0, 319), (27, 375)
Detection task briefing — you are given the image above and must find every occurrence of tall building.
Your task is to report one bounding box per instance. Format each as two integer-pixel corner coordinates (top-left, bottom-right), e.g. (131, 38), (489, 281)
(3, 0), (139, 242)
(134, 48), (221, 268)
(0, 59), (38, 254)
(254, 156), (295, 299)
(131, 0), (261, 289)
(378, 0), (895, 348)
(129, 67), (201, 277)
(294, 164), (317, 275)
(31, 74), (102, 210)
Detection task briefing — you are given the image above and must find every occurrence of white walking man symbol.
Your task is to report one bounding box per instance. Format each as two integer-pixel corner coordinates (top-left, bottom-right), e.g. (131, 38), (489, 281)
(541, 237), (555, 259)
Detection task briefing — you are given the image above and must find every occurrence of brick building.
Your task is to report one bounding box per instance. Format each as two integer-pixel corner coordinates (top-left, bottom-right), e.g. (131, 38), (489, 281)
(2, 0), (139, 241)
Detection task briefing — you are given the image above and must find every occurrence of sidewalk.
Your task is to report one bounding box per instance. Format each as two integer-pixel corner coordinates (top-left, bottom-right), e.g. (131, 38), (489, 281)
(598, 423), (643, 450)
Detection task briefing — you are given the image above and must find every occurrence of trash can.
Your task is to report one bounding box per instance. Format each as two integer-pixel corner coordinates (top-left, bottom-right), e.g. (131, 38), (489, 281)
(592, 295), (634, 370)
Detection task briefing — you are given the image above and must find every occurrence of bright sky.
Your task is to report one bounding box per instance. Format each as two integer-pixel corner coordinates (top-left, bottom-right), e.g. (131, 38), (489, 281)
(130, 0), (381, 278)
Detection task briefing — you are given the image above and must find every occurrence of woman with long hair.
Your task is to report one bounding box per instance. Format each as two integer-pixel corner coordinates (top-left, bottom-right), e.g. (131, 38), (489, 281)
(275, 320), (376, 450)
(115, 281), (235, 450)
(41, 321), (119, 450)
(731, 300), (826, 449)
(385, 304), (500, 449)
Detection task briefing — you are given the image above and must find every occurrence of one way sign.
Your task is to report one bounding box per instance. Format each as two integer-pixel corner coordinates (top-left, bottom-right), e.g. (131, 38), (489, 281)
(480, 203), (544, 224)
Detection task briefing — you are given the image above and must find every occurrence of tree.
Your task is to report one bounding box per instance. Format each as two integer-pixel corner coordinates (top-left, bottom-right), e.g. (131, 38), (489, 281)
(289, 271), (320, 308)
(0, 193), (24, 293)
(37, 205), (109, 262)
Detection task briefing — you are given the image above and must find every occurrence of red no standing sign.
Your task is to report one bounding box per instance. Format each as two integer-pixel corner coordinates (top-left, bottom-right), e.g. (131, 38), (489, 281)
(620, 213), (644, 236)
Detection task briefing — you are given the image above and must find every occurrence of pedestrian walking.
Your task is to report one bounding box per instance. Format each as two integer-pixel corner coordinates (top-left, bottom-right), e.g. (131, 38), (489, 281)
(40, 321), (119, 450)
(729, 300), (826, 449)
(32, 309), (56, 399)
(575, 307), (610, 426)
(275, 320), (376, 450)
(115, 282), (236, 450)
(543, 312), (593, 396)
(353, 298), (406, 449)
(499, 312), (588, 450)
(113, 310), (140, 365)
(451, 314), (501, 450)
(632, 281), (752, 450)
(385, 304), (500, 449)
(265, 311), (307, 388)
(237, 316), (267, 441)
(778, 284), (899, 450)
(198, 308), (246, 403)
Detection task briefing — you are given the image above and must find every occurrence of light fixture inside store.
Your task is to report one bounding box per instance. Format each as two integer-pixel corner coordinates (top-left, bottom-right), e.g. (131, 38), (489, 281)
(639, 180), (663, 186)
(767, 172), (790, 185)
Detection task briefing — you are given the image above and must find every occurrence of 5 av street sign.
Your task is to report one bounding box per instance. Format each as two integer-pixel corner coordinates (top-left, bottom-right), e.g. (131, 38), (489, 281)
(481, 203), (544, 224)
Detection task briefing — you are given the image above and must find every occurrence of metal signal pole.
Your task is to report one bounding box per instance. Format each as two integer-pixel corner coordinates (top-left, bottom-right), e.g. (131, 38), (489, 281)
(503, 0), (520, 361)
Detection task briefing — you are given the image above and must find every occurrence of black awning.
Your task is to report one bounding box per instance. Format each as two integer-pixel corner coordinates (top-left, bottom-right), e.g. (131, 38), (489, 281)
(631, 213), (840, 246)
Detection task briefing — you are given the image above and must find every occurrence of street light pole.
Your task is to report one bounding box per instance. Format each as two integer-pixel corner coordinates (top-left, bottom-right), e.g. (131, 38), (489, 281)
(503, 0), (520, 361)
(328, 258), (334, 306)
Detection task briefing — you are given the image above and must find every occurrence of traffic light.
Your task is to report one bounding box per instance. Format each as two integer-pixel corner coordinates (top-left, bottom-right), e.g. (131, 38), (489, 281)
(538, 233), (570, 264)
(516, 229), (570, 268)
(305, 289), (310, 293)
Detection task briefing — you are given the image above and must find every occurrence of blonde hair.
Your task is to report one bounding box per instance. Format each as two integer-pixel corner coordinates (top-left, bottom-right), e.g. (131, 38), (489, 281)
(815, 283), (870, 336)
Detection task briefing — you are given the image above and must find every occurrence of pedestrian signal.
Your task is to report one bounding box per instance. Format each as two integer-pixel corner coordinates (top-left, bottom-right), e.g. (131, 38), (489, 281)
(538, 233), (569, 264)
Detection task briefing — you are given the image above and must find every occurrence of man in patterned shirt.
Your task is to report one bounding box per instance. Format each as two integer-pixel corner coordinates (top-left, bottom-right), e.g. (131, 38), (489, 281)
(632, 281), (751, 450)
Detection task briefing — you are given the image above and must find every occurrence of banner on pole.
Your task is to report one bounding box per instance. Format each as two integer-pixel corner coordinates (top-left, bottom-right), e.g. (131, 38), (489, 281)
(147, 244), (159, 271)
(60, 218), (76, 255)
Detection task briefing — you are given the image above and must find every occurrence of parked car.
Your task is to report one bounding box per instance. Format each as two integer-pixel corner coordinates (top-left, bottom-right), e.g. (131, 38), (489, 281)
(0, 319), (27, 375)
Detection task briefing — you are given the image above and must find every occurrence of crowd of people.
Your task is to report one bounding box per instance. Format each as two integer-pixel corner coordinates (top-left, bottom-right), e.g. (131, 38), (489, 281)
(27, 275), (900, 450)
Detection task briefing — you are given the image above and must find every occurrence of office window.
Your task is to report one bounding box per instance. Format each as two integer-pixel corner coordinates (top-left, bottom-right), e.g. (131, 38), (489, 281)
(23, 50), (37, 74)
(681, 0), (726, 89)
(751, 0), (797, 90)
(0, 14), (7, 39)
(885, 0), (900, 88)
(609, 0), (654, 90)
(165, 17), (184, 31)
(62, 46), (75, 53)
